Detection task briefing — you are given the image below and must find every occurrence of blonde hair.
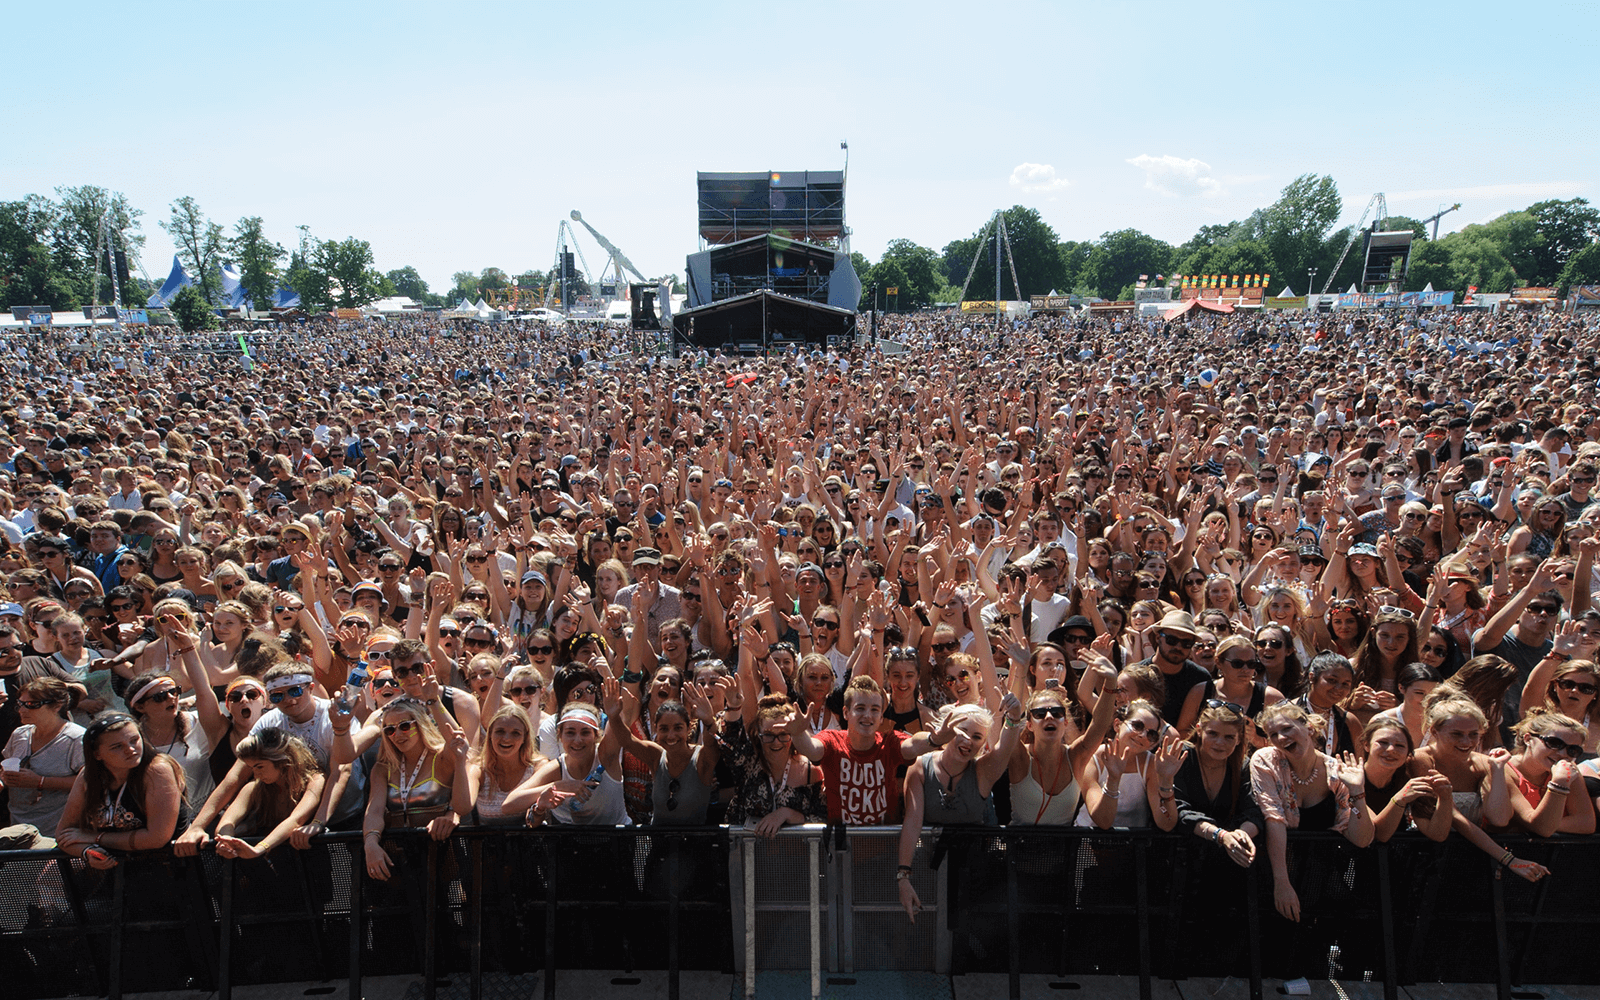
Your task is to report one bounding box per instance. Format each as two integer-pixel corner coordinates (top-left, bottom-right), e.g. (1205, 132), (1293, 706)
(375, 697), (447, 775)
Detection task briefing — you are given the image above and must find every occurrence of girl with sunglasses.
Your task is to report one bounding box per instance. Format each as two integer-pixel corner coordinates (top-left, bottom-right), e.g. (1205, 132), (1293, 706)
(722, 693), (825, 835)
(1177, 635), (1285, 736)
(125, 624), (230, 809)
(1501, 708), (1596, 837)
(362, 698), (473, 881)
(1517, 622), (1600, 753)
(1008, 661), (1118, 826)
(0, 677), (84, 838)
(1077, 698), (1188, 831)
(1252, 624), (1304, 700)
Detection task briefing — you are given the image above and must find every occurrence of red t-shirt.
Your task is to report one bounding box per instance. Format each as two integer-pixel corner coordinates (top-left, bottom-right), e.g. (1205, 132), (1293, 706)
(817, 728), (907, 824)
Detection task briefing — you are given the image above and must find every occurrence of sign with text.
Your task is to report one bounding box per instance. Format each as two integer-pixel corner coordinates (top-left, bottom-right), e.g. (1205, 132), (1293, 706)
(1029, 295), (1080, 311)
(1511, 286), (1556, 300)
(1264, 296), (1309, 310)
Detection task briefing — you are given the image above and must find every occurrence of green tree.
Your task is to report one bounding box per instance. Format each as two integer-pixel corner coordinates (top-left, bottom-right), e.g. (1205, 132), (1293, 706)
(1057, 240), (1091, 293)
(1252, 174), (1343, 295)
(872, 239), (941, 309)
(0, 197), (80, 309)
(1527, 198), (1600, 284)
(1479, 211), (1541, 285)
(315, 238), (381, 308)
(1557, 241), (1600, 295)
(386, 266), (430, 300)
(53, 186), (143, 304)
(232, 216), (285, 311)
(1378, 215), (1427, 241)
(168, 283), (218, 332)
(285, 249), (331, 312)
(160, 197), (227, 304)
(1082, 229), (1174, 298)
(1403, 239), (1455, 293)
(941, 207), (1066, 300)
(448, 271), (481, 303)
(479, 267), (510, 293)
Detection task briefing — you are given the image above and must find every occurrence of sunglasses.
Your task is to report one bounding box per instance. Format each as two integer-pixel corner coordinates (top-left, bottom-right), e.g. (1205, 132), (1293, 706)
(757, 731), (792, 744)
(109, 603), (134, 612)
(18, 698), (53, 710)
(1221, 657), (1262, 672)
(438, 628), (460, 637)
(508, 683), (545, 697)
(1029, 705), (1067, 720)
(274, 605), (304, 614)
(1526, 604), (1560, 617)
(383, 720), (418, 737)
(812, 619), (840, 630)
(226, 688), (264, 703)
(464, 636), (496, 649)
(137, 687), (180, 706)
(1159, 632), (1195, 649)
(528, 645), (555, 656)
(1254, 638), (1285, 650)
(1204, 698), (1247, 714)
(371, 677), (402, 690)
(1557, 678), (1599, 696)
(391, 663), (428, 678)
(1536, 733), (1584, 758)
(268, 685), (307, 703)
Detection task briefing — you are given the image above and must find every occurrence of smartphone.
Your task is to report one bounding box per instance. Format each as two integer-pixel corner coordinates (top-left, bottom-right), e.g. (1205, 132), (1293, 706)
(1044, 678), (1061, 690)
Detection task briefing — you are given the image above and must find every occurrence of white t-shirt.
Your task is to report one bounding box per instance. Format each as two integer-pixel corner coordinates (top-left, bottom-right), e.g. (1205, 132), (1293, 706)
(251, 699), (334, 769)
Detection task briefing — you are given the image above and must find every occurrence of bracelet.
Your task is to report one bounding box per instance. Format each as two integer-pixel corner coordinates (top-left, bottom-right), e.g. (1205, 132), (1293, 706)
(1545, 651), (1572, 662)
(1211, 827), (1222, 845)
(1003, 716), (1023, 729)
(1159, 786), (1174, 794)
(895, 869), (911, 882)
(39, 774), (46, 790)
(1498, 848), (1515, 868)
(95, 832), (104, 846)
(1105, 787), (1121, 799)
(1547, 783), (1570, 795)
(364, 830), (382, 840)
(620, 669), (645, 684)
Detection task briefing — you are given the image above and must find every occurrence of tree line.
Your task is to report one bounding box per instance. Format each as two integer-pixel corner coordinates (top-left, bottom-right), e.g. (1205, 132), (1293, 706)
(5, 179), (1597, 327)
(854, 176), (1600, 311)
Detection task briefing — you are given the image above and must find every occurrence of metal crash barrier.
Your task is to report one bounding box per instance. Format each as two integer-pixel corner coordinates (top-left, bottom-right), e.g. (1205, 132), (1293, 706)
(0, 827), (1593, 1000)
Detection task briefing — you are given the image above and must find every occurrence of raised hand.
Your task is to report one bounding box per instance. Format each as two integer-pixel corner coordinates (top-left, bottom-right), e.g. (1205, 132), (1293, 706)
(1335, 751), (1366, 793)
(1155, 731), (1190, 781)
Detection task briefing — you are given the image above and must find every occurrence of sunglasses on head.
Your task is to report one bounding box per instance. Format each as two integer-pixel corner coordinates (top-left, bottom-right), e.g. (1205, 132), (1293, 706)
(1204, 698), (1247, 715)
(268, 685), (306, 703)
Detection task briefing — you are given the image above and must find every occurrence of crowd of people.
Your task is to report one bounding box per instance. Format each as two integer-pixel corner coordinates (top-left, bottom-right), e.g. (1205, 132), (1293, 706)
(2, 302), (1599, 951)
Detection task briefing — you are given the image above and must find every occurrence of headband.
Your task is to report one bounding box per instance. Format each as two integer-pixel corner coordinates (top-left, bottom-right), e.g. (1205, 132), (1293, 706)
(265, 672), (314, 693)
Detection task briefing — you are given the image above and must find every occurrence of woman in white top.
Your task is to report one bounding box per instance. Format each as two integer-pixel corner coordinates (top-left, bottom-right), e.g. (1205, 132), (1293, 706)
(470, 704), (547, 825)
(1008, 662), (1118, 825)
(1077, 698), (1187, 830)
(124, 612), (231, 808)
(510, 703), (625, 826)
(0, 676), (85, 835)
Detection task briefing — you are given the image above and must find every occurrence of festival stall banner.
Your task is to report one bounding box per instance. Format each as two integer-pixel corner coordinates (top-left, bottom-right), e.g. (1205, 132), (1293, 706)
(1571, 285), (1600, 305)
(1264, 296), (1309, 310)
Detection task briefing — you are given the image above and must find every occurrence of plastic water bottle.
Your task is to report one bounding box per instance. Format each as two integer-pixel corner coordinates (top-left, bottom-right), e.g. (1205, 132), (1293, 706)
(344, 659), (369, 708)
(572, 763), (606, 811)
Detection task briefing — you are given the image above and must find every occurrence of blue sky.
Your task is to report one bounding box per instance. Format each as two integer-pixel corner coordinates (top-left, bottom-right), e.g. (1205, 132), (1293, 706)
(9, 1), (1594, 294)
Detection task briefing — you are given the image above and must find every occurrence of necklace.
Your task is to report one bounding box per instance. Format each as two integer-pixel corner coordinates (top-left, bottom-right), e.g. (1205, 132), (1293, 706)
(1290, 759), (1319, 787)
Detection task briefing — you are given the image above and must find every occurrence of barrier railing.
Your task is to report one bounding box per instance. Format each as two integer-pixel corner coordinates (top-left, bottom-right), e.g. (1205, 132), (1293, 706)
(0, 827), (1593, 1000)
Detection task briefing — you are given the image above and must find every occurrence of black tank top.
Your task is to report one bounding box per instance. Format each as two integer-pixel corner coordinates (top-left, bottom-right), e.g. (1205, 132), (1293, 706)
(885, 702), (922, 732)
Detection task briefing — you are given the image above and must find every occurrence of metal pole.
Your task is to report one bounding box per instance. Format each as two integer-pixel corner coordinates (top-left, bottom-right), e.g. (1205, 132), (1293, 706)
(809, 837), (821, 1000)
(218, 857), (235, 1000)
(1491, 862), (1511, 1000)
(1376, 844), (1397, 1000)
(424, 840), (438, 1000)
(470, 839), (484, 1000)
(995, 213), (1002, 331)
(1007, 836), (1020, 1000)
(744, 838), (757, 998)
(1134, 838), (1152, 1000)
(668, 836), (681, 1000)
(1245, 858), (1263, 1000)
(348, 842), (364, 1000)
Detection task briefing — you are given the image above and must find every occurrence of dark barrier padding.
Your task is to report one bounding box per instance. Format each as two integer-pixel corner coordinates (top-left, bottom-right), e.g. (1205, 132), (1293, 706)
(0, 827), (1595, 999)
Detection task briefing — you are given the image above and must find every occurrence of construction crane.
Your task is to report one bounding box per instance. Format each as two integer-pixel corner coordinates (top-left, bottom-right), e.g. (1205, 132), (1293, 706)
(1321, 192), (1388, 294)
(569, 210), (648, 285)
(1422, 203), (1462, 241)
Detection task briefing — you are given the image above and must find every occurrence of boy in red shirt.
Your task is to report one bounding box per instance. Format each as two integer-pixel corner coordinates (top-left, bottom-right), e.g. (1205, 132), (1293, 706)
(788, 676), (953, 824)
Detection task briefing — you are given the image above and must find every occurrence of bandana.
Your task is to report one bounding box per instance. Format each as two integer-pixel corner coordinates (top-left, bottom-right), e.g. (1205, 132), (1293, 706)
(265, 672), (315, 693)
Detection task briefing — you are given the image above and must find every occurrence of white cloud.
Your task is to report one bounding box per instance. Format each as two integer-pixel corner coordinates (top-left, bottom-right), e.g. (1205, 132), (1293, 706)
(1125, 154), (1223, 197)
(1009, 162), (1071, 194)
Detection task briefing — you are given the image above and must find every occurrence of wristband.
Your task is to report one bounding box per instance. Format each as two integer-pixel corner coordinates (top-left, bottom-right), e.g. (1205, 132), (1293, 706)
(1547, 783), (1570, 795)
(620, 669), (645, 684)
(1211, 827), (1222, 845)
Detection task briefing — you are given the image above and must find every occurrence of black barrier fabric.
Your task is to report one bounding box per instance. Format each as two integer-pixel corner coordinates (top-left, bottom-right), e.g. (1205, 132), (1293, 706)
(1, 828), (1596, 1000)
